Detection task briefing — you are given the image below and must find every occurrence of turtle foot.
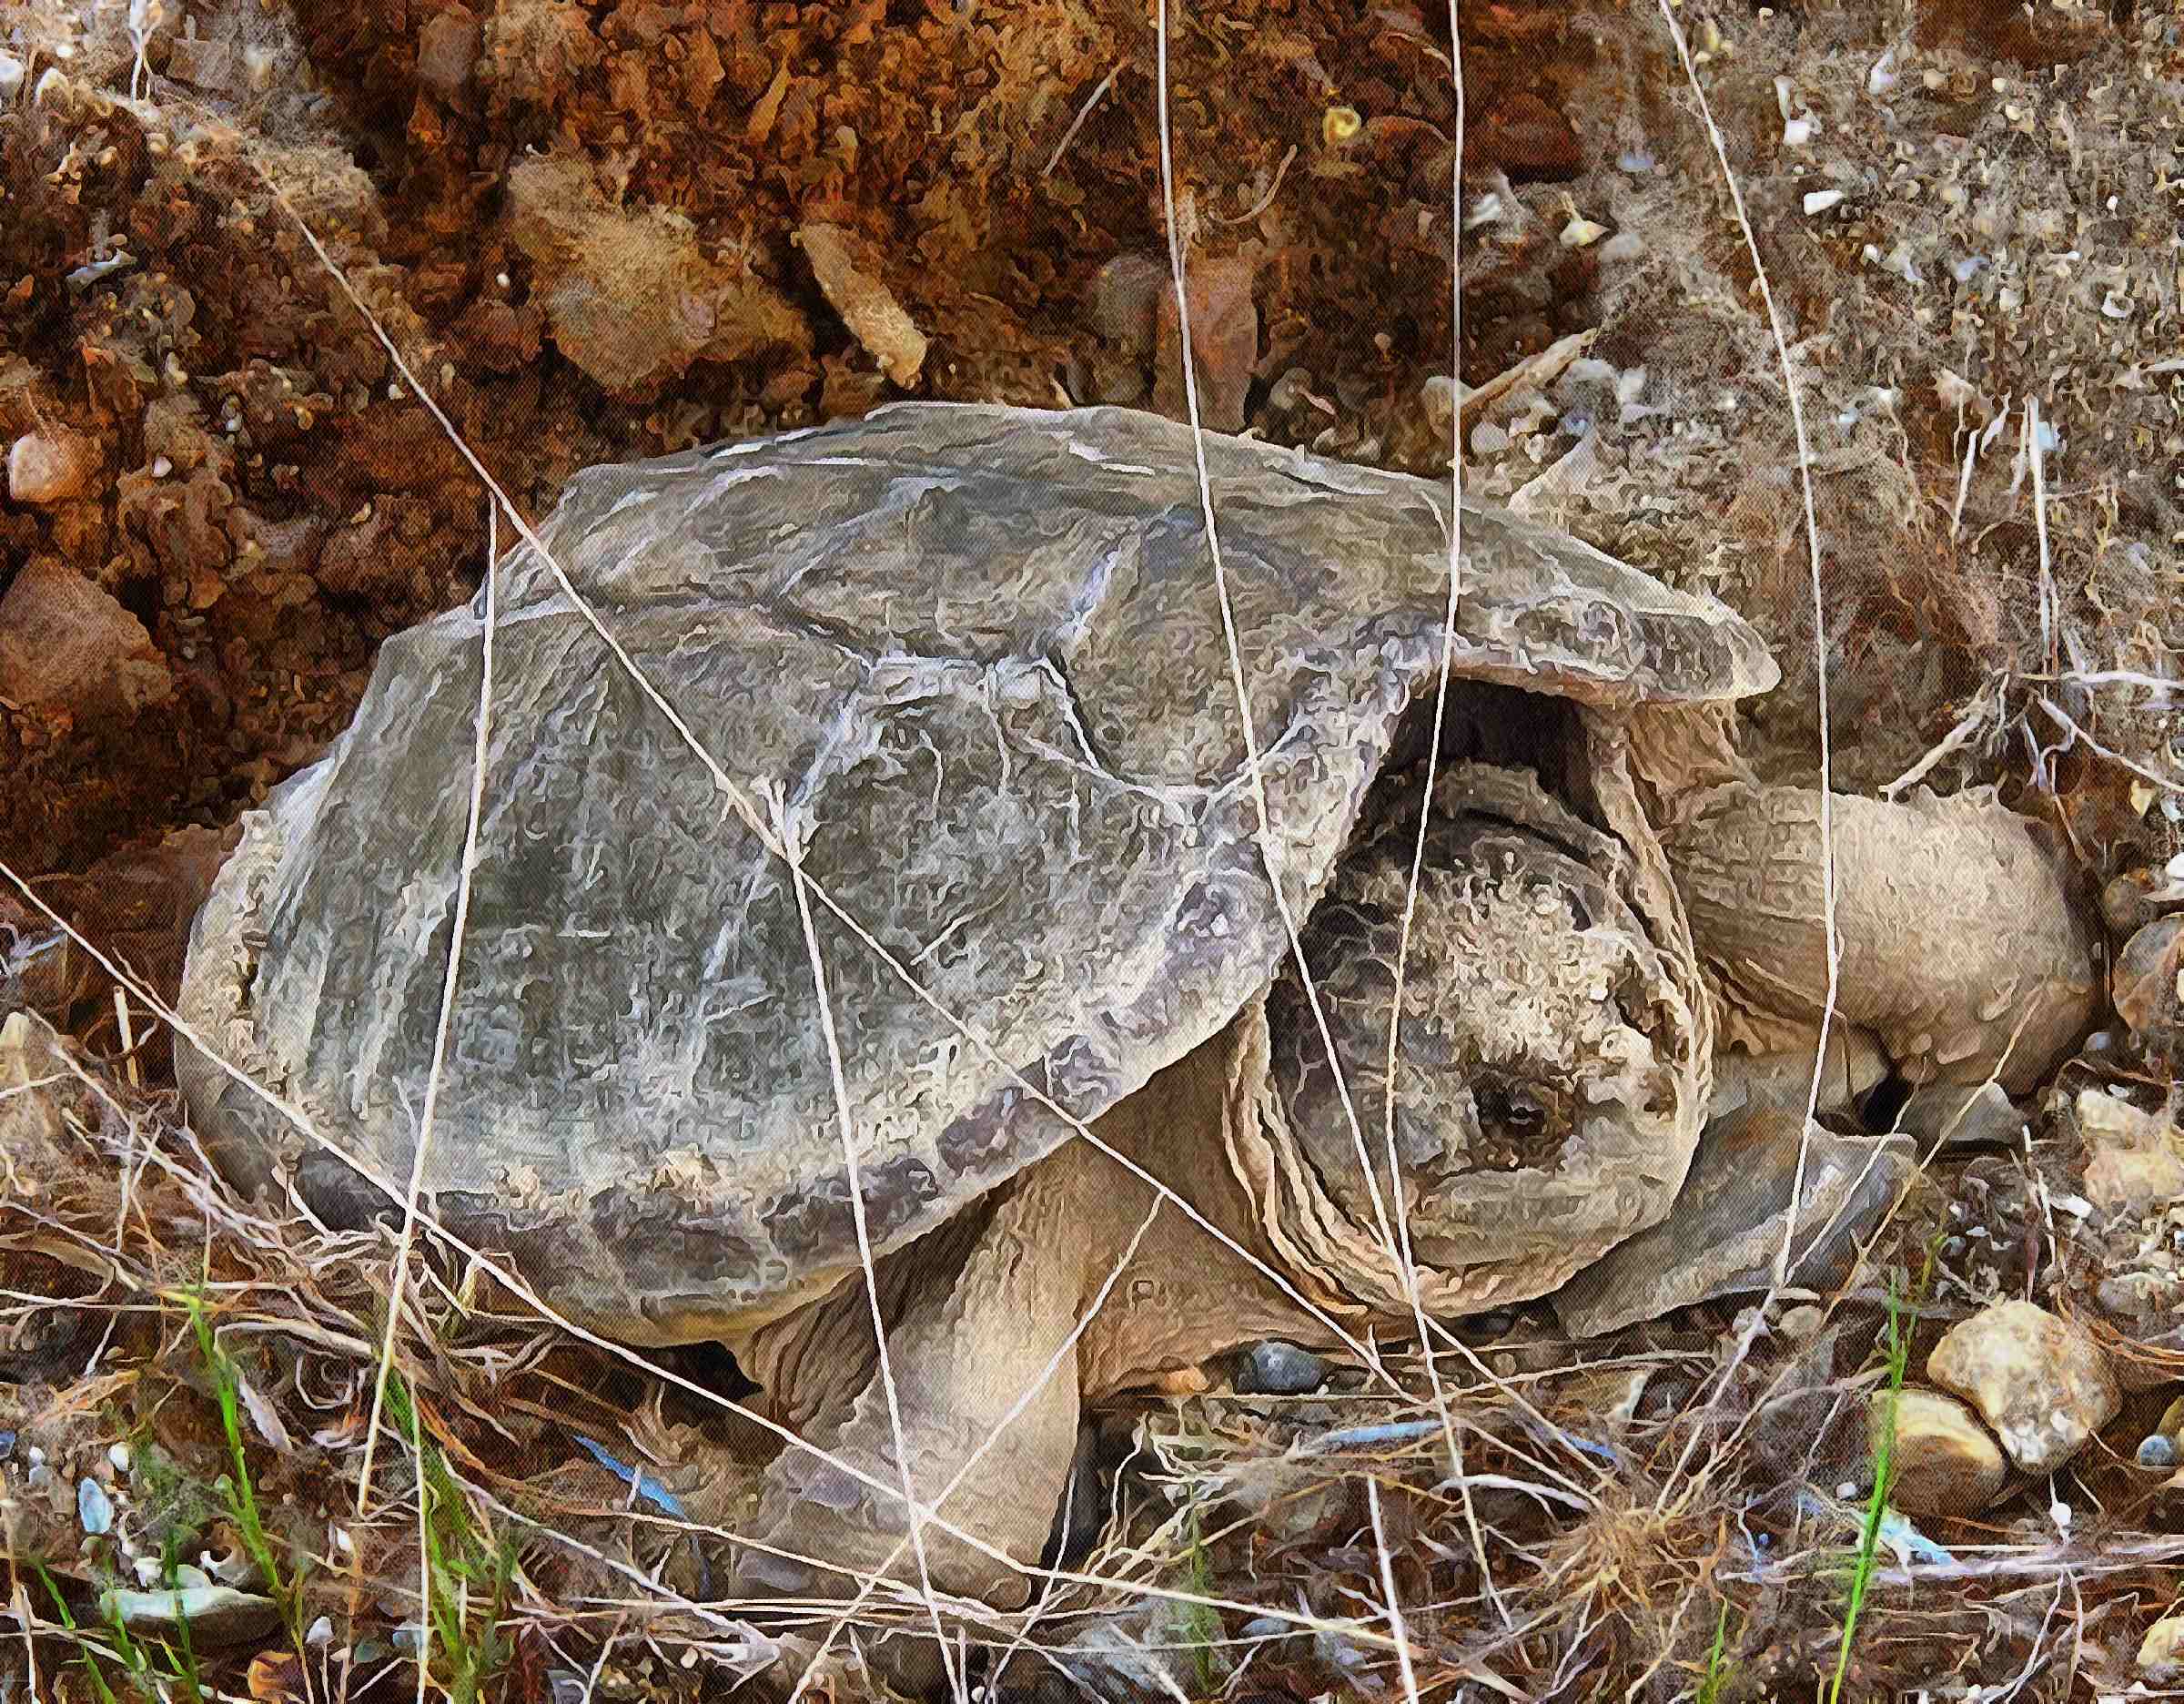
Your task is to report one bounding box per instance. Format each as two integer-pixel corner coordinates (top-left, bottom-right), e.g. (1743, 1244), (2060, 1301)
(733, 1175), (1088, 1610)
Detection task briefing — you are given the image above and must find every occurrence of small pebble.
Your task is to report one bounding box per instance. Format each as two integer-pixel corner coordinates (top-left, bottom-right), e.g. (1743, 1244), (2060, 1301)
(2138, 1434), (2179, 1470)
(5, 430), (101, 504)
(108, 1442), (131, 1474)
(78, 1476), (114, 1535)
(1884, 1390), (2007, 1516)
(1236, 1340), (1330, 1395)
(2145, 1611), (2184, 1681)
(1778, 1303), (1825, 1342)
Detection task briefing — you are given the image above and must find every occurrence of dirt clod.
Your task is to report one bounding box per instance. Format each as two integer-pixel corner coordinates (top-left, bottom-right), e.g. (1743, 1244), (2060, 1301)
(0, 557), (172, 721)
(798, 221), (928, 390)
(5, 429), (102, 505)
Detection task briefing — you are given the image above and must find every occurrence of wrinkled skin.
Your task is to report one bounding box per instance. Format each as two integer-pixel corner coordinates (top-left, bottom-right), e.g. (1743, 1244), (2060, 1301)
(1255, 758), (1698, 1314)
(1665, 783), (2099, 1100)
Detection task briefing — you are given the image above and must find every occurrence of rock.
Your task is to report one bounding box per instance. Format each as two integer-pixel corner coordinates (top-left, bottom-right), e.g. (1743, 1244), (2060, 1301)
(1235, 1341), (1330, 1395)
(2137, 1434), (2178, 1470)
(77, 1476), (114, 1535)
(1552, 1100), (1911, 1338)
(2075, 1090), (2184, 1215)
(5, 430), (100, 504)
(1925, 1301), (2118, 1474)
(1877, 1389), (2007, 1516)
(416, 5), (481, 102)
(2113, 914), (2184, 1044)
(2142, 1610), (2184, 1681)
(506, 156), (808, 394)
(1085, 254), (1168, 355)
(0, 558), (174, 720)
(2099, 1274), (2159, 1320)
(2086, 1146), (2184, 1216)
(0, 1013), (76, 1187)
(797, 221), (927, 389)
(99, 1586), (284, 1647)
(1778, 1303), (1826, 1342)
(1151, 254), (1259, 434)
(1895, 1080), (2022, 1148)
(2102, 867), (2184, 941)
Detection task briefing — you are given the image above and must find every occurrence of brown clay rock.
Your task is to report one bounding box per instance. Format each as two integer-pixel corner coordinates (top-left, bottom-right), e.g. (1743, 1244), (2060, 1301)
(1085, 254), (1168, 354)
(6, 430), (102, 505)
(505, 155), (809, 393)
(1879, 1388), (2007, 1516)
(798, 221), (927, 389)
(1152, 254), (1259, 434)
(415, 5), (481, 102)
(2113, 913), (2184, 1045)
(0, 558), (173, 720)
(2102, 867), (2184, 942)
(1926, 1300), (2118, 1474)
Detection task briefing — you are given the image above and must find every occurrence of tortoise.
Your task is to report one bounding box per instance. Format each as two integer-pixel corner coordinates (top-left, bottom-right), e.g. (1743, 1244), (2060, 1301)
(174, 401), (2098, 1608)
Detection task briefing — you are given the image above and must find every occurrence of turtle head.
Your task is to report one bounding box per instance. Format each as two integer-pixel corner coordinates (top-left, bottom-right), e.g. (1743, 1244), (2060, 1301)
(1239, 759), (1704, 1318)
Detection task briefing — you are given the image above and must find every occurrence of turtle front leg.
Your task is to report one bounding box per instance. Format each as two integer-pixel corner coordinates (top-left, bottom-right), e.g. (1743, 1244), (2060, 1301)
(733, 1154), (1096, 1610)
(732, 1035), (1320, 1610)
(1664, 783), (2100, 1099)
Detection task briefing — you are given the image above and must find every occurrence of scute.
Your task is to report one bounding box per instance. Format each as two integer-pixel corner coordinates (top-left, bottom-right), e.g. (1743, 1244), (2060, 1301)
(175, 402), (1775, 1340)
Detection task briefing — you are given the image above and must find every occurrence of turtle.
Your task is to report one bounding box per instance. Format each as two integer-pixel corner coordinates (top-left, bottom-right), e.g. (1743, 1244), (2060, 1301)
(173, 401), (2099, 1609)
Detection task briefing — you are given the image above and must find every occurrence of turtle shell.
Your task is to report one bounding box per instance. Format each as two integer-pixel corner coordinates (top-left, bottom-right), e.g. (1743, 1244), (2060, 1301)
(176, 402), (1776, 1344)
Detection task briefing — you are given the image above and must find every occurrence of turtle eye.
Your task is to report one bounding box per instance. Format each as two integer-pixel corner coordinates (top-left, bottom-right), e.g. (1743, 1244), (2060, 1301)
(1476, 1081), (1543, 1132)
(1467, 1077), (1567, 1172)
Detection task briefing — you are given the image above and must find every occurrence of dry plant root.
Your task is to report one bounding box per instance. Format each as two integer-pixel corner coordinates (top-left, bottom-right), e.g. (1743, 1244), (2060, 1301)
(1664, 783), (2100, 1093)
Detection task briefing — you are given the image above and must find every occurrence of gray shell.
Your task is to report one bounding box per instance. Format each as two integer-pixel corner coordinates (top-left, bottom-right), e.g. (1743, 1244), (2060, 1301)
(177, 402), (1775, 1343)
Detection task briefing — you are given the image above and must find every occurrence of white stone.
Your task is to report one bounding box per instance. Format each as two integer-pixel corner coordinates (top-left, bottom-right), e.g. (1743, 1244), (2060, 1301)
(1926, 1301), (2118, 1475)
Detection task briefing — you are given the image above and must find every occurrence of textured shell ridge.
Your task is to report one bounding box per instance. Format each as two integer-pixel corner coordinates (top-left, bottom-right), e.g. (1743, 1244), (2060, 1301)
(177, 403), (1774, 1334)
